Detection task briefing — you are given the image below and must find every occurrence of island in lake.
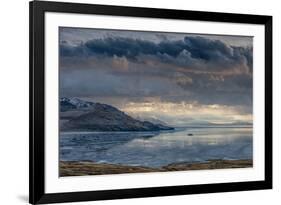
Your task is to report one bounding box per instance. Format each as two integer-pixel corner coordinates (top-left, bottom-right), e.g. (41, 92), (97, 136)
(60, 97), (174, 132)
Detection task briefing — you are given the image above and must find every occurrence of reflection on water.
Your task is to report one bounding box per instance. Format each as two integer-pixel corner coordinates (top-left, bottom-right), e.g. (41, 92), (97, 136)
(60, 127), (253, 168)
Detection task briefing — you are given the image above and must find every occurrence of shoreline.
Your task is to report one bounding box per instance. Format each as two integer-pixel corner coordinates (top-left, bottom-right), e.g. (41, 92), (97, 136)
(60, 126), (252, 134)
(60, 159), (253, 177)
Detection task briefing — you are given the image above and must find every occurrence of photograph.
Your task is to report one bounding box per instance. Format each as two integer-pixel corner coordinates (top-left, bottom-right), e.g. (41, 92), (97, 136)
(59, 27), (253, 177)
(29, 1), (272, 203)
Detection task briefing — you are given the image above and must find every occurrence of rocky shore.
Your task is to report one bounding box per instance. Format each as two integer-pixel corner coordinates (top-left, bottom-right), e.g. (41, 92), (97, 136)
(60, 159), (252, 176)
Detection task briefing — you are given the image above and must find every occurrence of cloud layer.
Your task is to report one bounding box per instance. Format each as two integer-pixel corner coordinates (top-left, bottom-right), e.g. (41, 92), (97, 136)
(59, 28), (253, 124)
(60, 35), (252, 72)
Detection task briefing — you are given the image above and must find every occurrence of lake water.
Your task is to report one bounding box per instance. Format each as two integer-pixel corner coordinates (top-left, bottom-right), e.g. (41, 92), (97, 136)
(60, 127), (252, 168)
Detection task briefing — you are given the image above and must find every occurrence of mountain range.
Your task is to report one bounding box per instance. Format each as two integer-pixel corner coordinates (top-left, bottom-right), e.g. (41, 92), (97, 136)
(60, 97), (174, 132)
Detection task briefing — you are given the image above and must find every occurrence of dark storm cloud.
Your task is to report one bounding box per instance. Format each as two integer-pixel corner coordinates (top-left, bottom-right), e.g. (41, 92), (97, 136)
(60, 33), (253, 112)
(60, 36), (252, 73)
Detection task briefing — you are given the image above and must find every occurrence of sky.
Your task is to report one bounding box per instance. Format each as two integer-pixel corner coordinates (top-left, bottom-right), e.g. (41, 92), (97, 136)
(59, 27), (253, 126)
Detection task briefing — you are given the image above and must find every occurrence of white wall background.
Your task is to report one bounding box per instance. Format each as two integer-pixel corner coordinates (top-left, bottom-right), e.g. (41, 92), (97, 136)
(0, 0), (279, 204)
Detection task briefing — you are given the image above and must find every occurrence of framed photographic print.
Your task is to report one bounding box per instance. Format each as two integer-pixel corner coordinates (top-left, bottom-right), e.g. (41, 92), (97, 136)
(29, 1), (272, 204)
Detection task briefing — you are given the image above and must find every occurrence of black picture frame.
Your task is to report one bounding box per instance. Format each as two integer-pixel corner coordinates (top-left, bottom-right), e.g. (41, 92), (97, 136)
(29, 1), (272, 204)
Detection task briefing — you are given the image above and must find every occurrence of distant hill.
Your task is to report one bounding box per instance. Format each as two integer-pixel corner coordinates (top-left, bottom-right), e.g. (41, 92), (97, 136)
(60, 97), (174, 132)
(135, 116), (168, 126)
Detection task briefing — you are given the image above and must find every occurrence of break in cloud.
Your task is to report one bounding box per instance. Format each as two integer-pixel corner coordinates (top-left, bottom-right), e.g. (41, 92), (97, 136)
(59, 27), (253, 126)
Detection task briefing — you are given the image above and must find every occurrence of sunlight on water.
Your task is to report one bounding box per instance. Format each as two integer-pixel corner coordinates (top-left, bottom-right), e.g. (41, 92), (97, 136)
(60, 127), (252, 168)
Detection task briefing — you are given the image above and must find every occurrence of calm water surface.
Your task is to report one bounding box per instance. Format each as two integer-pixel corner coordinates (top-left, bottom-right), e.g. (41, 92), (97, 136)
(60, 127), (252, 168)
